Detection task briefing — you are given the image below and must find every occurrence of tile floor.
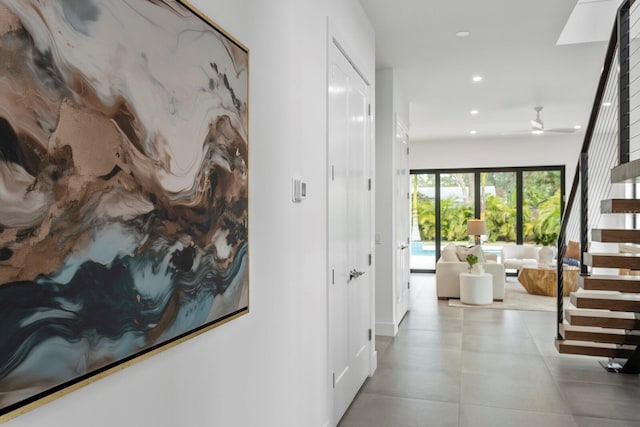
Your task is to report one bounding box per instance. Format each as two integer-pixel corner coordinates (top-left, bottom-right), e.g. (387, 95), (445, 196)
(338, 274), (640, 427)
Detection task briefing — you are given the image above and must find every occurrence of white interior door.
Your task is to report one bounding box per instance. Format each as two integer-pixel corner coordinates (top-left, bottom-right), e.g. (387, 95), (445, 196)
(394, 121), (410, 322)
(328, 40), (371, 425)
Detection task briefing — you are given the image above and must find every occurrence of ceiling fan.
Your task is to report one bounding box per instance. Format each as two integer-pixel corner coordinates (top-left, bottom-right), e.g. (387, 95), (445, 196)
(529, 106), (577, 134)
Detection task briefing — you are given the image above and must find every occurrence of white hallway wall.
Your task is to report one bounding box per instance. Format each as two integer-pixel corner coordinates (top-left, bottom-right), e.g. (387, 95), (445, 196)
(409, 134), (583, 196)
(5, 1), (374, 427)
(375, 68), (409, 336)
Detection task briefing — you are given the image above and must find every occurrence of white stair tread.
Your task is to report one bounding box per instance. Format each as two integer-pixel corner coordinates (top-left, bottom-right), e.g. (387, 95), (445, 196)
(619, 243), (640, 254)
(561, 322), (631, 335)
(572, 290), (640, 301)
(585, 274), (640, 281)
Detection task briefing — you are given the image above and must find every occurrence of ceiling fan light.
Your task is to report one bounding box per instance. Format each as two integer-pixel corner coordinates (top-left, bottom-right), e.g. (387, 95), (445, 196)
(531, 130), (544, 135)
(531, 119), (543, 130)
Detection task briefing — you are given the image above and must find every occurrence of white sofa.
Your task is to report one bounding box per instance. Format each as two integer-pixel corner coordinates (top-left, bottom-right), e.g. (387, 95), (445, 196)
(500, 244), (539, 271)
(436, 243), (505, 301)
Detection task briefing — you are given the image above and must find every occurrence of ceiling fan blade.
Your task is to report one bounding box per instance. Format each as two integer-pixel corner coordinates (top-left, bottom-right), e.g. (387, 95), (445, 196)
(500, 129), (540, 135)
(546, 128), (578, 134)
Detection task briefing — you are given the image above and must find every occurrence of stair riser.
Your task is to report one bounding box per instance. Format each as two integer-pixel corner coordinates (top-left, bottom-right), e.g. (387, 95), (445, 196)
(571, 298), (640, 313)
(565, 313), (640, 330)
(556, 342), (634, 358)
(592, 229), (640, 244)
(601, 199), (640, 214)
(581, 278), (640, 293)
(584, 254), (640, 270)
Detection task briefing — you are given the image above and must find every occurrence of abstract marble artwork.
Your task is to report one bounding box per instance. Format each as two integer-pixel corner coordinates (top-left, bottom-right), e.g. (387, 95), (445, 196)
(0, 0), (249, 419)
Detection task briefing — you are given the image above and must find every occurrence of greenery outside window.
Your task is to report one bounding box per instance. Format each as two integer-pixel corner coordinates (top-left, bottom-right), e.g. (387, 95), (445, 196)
(410, 166), (564, 272)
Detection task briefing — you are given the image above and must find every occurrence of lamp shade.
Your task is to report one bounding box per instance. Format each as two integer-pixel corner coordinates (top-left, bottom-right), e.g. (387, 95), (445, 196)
(466, 219), (487, 236)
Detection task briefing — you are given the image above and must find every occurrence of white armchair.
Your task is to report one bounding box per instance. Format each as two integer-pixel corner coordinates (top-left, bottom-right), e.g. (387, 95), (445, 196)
(436, 244), (506, 301)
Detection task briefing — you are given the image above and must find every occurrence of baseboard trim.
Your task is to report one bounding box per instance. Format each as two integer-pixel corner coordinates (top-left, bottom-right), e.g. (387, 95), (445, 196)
(375, 321), (398, 337)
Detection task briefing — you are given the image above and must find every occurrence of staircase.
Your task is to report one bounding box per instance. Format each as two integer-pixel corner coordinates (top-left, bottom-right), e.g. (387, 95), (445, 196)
(555, 159), (640, 374)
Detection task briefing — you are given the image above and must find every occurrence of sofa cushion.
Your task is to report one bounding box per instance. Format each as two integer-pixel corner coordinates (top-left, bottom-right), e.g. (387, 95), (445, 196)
(455, 245), (486, 263)
(441, 243), (459, 262)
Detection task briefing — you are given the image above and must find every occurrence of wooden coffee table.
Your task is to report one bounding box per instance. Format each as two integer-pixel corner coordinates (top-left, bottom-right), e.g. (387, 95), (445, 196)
(517, 265), (579, 297)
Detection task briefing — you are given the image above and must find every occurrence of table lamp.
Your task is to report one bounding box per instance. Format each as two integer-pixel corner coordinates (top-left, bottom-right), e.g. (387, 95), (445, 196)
(466, 219), (486, 246)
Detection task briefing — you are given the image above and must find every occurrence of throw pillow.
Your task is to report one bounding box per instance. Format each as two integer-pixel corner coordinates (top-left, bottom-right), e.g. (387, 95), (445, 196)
(455, 245), (486, 263)
(566, 241), (580, 260)
(563, 257), (580, 267)
(441, 243), (458, 262)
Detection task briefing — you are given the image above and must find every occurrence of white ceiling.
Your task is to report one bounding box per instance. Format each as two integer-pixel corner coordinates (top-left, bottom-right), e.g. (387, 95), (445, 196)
(359, 0), (622, 142)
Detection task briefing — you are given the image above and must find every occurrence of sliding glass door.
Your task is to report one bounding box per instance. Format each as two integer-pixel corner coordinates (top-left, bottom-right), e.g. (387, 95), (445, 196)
(410, 166), (564, 272)
(523, 170), (562, 244)
(480, 171), (516, 263)
(440, 172), (475, 250)
(410, 173), (436, 270)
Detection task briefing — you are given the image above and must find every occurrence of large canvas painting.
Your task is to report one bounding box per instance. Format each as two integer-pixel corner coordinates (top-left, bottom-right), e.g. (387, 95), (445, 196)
(0, 0), (249, 420)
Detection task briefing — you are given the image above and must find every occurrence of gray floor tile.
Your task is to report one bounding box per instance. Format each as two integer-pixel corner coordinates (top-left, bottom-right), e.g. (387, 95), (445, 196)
(557, 380), (640, 421)
(460, 404), (579, 427)
(574, 416), (640, 427)
(392, 329), (462, 350)
(399, 314), (463, 333)
(340, 274), (640, 427)
(378, 345), (462, 371)
(462, 318), (531, 337)
(544, 356), (640, 386)
(462, 308), (526, 324)
(462, 332), (540, 355)
(461, 371), (571, 414)
(525, 320), (558, 339)
(363, 365), (460, 403)
(375, 335), (394, 356)
(533, 334), (566, 356)
(461, 351), (552, 381)
(338, 393), (459, 427)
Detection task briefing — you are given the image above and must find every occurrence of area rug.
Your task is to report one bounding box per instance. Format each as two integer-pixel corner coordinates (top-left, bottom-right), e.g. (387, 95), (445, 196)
(448, 281), (566, 312)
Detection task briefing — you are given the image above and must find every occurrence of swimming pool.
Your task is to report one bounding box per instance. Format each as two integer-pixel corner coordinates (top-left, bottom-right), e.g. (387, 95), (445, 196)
(410, 241), (502, 258)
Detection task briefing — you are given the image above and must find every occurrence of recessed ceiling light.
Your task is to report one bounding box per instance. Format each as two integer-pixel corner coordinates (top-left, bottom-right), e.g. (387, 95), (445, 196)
(470, 110), (479, 115)
(470, 130), (477, 135)
(574, 125), (581, 130)
(603, 102), (612, 107)
(472, 75), (483, 82)
(456, 31), (470, 37)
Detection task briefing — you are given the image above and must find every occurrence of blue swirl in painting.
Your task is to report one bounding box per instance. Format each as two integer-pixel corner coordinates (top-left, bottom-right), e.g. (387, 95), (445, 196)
(0, 0), (248, 414)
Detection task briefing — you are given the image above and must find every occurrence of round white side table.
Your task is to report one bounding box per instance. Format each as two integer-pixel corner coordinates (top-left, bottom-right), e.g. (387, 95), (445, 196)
(459, 272), (493, 305)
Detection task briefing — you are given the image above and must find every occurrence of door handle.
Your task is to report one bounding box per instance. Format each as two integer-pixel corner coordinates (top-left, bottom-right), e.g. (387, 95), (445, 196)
(399, 244), (408, 250)
(349, 269), (365, 281)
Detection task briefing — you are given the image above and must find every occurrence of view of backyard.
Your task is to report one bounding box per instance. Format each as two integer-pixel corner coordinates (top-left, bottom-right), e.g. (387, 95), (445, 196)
(410, 169), (562, 270)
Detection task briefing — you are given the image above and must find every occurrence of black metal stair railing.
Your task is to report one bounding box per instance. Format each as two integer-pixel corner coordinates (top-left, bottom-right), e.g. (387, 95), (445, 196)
(557, 0), (640, 373)
(556, 0), (627, 338)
